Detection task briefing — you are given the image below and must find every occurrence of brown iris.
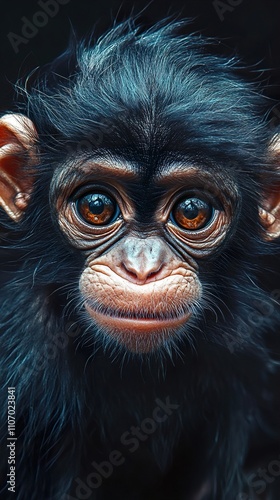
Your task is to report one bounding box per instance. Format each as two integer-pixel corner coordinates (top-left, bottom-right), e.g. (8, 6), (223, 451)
(172, 197), (213, 230)
(76, 193), (118, 225)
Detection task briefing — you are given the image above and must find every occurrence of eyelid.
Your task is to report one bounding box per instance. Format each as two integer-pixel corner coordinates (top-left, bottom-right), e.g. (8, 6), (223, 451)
(179, 192), (223, 211)
(69, 183), (117, 201)
(167, 209), (220, 238)
(166, 190), (223, 217)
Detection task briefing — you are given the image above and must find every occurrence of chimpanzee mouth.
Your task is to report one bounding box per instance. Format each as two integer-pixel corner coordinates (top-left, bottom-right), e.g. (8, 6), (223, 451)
(84, 299), (191, 332)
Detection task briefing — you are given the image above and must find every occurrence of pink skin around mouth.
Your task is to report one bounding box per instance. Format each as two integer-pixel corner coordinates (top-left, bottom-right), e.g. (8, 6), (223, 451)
(85, 303), (191, 333)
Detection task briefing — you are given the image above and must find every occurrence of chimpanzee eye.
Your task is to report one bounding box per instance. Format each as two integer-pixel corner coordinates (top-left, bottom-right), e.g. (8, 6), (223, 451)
(171, 197), (213, 230)
(76, 193), (119, 225)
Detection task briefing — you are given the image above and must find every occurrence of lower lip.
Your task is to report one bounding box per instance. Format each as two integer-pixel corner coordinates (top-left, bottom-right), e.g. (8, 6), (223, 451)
(85, 304), (190, 333)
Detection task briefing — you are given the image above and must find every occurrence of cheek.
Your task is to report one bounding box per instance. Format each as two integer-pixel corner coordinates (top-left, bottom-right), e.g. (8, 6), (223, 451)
(79, 266), (202, 353)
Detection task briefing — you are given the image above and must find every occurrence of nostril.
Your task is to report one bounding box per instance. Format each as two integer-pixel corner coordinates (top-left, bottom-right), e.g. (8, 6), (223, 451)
(147, 265), (163, 280)
(121, 262), (138, 279)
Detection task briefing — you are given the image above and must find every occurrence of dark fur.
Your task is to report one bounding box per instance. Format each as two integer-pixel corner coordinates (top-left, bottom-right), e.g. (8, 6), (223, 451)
(0, 21), (280, 500)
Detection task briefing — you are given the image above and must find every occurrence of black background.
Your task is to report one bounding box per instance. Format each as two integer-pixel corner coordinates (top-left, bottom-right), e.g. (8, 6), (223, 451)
(0, 0), (279, 286)
(1, 0), (280, 109)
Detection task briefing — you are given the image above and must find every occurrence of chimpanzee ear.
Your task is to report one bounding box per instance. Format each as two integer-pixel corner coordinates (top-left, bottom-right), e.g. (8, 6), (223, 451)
(259, 135), (280, 241)
(0, 113), (38, 221)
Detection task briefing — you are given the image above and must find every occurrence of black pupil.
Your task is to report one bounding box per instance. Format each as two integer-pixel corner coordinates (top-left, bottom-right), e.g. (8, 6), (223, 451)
(182, 200), (200, 219)
(89, 197), (104, 214)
